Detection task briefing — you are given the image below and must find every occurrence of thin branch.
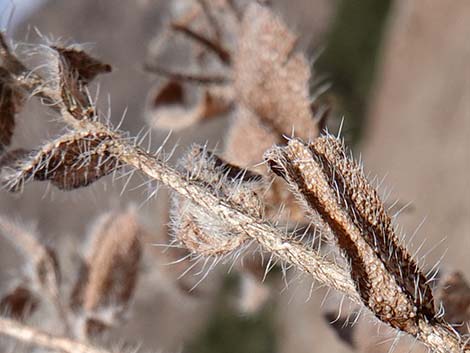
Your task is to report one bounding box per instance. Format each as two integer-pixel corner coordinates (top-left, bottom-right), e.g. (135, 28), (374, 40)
(0, 317), (112, 353)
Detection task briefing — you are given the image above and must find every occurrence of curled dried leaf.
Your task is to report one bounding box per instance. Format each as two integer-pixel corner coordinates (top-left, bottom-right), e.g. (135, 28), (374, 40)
(0, 284), (39, 320)
(0, 130), (120, 191)
(52, 46), (111, 84)
(52, 47), (110, 121)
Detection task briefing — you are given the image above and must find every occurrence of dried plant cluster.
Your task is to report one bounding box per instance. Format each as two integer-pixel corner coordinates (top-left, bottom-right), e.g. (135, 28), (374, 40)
(0, 1), (469, 353)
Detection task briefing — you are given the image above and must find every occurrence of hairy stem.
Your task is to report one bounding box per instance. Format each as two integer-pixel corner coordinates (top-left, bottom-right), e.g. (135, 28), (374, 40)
(0, 317), (111, 353)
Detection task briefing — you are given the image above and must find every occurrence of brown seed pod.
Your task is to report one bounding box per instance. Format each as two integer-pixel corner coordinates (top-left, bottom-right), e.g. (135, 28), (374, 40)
(0, 130), (120, 191)
(179, 144), (264, 217)
(265, 136), (434, 333)
(234, 3), (318, 141)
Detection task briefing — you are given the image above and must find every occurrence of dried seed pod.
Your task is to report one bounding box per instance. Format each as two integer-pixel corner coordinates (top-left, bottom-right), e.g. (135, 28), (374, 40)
(310, 136), (435, 319)
(234, 3), (318, 140)
(179, 144), (264, 217)
(0, 130), (120, 191)
(0, 284), (39, 320)
(169, 146), (264, 257)
(224, 106), (280, 169)
(265, 136), (434, 333)
(80, 210), (141, 315)
(172, 198), (246, 257)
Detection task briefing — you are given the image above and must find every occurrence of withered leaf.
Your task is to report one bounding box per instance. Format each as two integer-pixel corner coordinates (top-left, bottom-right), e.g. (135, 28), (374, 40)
(0, 131), (120, 191)
(53, 46), (111, 83)
(0, 285), (39, 320)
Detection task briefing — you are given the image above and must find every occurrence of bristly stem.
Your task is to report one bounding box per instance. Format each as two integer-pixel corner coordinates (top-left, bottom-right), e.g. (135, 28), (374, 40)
(0, 317), (112, 353)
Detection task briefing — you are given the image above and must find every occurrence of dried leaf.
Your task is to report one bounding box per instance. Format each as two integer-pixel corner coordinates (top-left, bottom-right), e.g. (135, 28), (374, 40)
(53, 46), (111, 83)
(0, 285), (39, 320)
(0, 130), (120, 191)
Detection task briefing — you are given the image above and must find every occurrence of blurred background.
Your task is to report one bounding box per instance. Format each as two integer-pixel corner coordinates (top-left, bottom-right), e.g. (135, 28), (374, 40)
(0, 0), (469, 352)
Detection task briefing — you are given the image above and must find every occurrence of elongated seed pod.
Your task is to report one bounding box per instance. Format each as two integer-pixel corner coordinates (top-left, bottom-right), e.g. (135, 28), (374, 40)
(265, 136), (435, 333)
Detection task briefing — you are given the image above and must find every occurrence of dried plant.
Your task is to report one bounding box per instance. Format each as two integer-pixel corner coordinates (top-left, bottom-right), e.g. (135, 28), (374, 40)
(0, 2), (469, 353)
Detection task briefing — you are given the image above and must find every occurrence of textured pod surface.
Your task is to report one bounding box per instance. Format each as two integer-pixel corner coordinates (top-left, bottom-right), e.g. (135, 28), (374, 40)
(0, 130), (120, 191)
(265, 136), (435, 333)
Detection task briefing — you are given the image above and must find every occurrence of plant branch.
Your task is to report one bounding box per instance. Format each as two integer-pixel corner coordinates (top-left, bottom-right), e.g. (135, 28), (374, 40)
(0, 317), (112, 353)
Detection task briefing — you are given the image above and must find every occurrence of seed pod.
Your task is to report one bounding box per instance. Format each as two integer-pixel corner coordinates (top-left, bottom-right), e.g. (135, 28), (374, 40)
(265, 136), (435, 333)
(234, 3), (318, 140)
(0, 130), (120, 191)
(179, 145), (264, 218)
